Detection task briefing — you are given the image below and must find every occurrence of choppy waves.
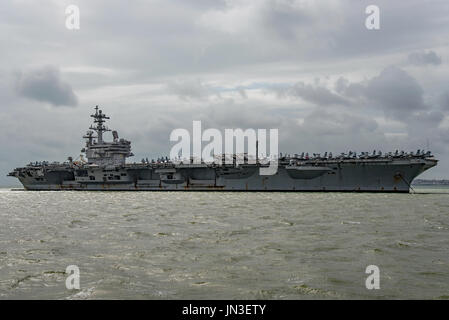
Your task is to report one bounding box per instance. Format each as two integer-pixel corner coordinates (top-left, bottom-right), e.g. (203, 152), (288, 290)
(0, 187), (448, 299)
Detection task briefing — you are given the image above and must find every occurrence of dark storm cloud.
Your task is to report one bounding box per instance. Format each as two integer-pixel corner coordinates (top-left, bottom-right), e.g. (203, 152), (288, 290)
(335, 66), (430, 121)
(279, 64), (445, 156)
(258, 0), (312, 40)
(439, 92), (449, 110)
(15, 66), (78, 107)
(278, 66), (431, 122)
(301, 109), (378, 136)
(277, 81), (350, 106)
(407, 51), (442, 66)
(362, 66), (427, 118)
(166, 79), (216, 101)
(311, 0), (449, 60)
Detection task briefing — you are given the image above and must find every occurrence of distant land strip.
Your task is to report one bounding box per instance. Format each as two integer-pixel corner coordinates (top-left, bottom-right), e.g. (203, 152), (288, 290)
(413, 179), (449, 185)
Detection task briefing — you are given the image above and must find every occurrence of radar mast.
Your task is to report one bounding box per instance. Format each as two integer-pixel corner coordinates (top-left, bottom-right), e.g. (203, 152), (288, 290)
(89, 105), (110, 144)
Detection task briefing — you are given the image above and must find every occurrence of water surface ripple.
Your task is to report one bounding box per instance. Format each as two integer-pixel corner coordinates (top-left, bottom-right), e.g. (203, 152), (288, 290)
(0, 187), (448, 299)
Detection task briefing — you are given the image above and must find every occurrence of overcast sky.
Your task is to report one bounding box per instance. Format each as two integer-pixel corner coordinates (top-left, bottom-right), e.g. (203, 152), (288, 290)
(1, 0), (449, 186)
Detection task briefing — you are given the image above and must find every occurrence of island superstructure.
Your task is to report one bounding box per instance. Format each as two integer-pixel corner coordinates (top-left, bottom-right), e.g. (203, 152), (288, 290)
(8, 106), (438, 192)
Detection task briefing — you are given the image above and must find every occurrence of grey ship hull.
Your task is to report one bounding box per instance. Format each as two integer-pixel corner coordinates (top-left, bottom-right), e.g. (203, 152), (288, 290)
(8, 106), (438, 192)
(10, 158), (437, 192)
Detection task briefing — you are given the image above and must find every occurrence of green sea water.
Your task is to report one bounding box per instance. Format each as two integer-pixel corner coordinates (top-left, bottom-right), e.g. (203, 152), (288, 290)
(0, 187), (448, 299)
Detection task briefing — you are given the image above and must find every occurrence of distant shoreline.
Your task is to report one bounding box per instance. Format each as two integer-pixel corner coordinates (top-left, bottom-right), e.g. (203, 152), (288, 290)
(413, 179), (449, 186)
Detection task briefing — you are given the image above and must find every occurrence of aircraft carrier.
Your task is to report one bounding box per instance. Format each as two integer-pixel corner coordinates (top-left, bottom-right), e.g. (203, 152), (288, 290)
(8, 107), (438, 192)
